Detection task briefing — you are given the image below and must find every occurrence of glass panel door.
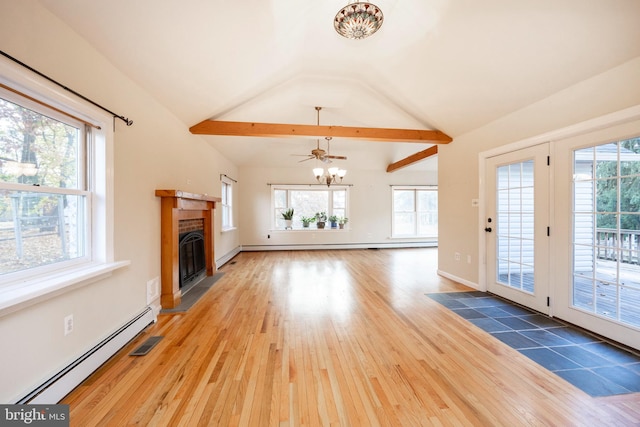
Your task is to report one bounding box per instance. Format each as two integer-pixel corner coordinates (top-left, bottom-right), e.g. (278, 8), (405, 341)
(572, 138), (640, 327)
(486, 143), (550, 314)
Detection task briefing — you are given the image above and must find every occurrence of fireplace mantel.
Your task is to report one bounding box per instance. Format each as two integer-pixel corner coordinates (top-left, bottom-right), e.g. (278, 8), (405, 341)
(155, 189), (221, 308)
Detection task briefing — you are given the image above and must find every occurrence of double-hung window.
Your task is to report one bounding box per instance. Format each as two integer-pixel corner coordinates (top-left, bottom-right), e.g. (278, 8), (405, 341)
(0, 62), (119, 312)
(272, 185), (348, 229)
(392, 186), (438, 238)
(0, 90), (89, 276)
(221, 175), (234, 230)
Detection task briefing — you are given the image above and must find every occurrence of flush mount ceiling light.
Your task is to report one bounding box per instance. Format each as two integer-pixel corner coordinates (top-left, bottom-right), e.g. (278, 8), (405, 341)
(334, 2), (384, 40)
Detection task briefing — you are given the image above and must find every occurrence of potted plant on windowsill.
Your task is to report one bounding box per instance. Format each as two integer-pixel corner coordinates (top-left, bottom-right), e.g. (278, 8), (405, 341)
(282, 208), (294, 229)
(338, 217), (348, 229)
(329, 215), (339, 229)
(301, 216), (315, 228)
(315, 211), (327, 229)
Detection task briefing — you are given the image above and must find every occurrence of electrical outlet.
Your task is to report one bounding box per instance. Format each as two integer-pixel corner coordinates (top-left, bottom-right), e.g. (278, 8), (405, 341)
(147, 277), (160, 304)
(64, 314), (74, 336)
(467, 255), (472, 264)
(455, 252), (461, 261)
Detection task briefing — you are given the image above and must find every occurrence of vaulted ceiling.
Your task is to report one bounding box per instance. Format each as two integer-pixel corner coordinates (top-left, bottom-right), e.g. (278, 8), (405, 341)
(38, 0), (640, 172)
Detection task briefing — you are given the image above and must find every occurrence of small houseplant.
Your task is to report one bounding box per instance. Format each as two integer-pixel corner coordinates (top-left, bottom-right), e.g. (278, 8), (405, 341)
(301, 216), (315, 228)
(338, 217), (348, 229)
(329, 215), (339, 229)
(281, 208), (294, 229)
(315, 211), (327, 229)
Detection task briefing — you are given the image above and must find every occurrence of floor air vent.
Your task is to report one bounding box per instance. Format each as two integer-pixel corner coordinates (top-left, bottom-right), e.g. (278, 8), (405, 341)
(130, 336), (163, 356)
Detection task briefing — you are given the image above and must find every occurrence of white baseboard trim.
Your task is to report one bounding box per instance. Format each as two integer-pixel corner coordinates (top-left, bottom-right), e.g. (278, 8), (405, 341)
(241, 241), (437, 251)
(216, 246), (241, 269)
(437, 270), (481, 290)
(18, 306), (155, 404)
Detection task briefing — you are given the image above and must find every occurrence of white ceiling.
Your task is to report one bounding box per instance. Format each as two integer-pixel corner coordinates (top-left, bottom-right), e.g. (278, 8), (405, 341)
(38, 0), (640, 172)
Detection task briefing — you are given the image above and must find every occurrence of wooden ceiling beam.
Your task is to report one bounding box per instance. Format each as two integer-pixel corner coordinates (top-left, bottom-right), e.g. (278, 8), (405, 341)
(189, 120), (452, 144)
(386, 145), (438, 173)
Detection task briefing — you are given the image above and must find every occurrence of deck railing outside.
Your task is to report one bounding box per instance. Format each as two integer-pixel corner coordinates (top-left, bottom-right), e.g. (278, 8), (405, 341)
(597, 228), (640, 265)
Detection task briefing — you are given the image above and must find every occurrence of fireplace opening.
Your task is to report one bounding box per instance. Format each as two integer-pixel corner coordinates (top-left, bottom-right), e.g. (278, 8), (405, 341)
(179, 229), (206, 290)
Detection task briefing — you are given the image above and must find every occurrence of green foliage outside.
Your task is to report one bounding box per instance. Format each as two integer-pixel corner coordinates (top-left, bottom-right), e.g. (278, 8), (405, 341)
(596, 138), (640, 231)
(0, 97), (79, 220)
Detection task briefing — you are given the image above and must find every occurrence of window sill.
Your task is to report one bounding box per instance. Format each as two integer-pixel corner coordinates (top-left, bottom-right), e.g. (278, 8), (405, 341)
(0, 260), (130, 318)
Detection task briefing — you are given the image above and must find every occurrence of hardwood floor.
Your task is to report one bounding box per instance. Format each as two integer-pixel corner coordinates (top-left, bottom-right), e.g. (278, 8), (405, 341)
(62, 249), (640, 426)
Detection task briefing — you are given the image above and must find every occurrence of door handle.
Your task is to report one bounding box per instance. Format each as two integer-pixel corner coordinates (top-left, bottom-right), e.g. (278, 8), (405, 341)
(485, 227), (492, 232)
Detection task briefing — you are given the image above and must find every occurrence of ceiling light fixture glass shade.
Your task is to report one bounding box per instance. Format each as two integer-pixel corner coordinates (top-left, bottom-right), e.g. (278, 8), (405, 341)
(314, 166), (347, 187)
(334, 2), (384, 40)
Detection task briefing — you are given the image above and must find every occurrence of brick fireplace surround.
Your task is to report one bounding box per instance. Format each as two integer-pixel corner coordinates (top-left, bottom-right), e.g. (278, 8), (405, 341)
(155, 190), (221, 308)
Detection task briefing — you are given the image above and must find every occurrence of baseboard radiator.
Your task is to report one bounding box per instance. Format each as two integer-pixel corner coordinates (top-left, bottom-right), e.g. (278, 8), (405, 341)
(18, 307), (155, 404)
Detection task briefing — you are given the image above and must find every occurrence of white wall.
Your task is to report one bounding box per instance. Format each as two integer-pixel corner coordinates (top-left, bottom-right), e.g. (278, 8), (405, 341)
(0, 0), (239, 402)
(238, 166), (437, 248)
(438, 56), (640, 287)
(5, 0), (638, 405)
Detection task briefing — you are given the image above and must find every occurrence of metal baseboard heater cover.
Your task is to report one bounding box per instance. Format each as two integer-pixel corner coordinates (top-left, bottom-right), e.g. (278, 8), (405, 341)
(18, 307), (155, 404)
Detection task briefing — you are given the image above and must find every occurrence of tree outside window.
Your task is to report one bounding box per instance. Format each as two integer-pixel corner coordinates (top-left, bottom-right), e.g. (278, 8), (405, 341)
(1, 93), (89, 276)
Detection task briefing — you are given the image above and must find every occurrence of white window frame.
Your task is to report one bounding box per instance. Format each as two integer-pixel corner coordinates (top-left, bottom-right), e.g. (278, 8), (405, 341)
(221, 175), (234, 231)
(0, 58), (128, 316)
(271, 184), (349, 230)
(391, 185), (438, 239)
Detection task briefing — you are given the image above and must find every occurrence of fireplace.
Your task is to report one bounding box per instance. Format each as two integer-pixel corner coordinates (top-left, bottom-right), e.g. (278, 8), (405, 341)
(179, 229), (206, 289)
(155, 190), (221, 308)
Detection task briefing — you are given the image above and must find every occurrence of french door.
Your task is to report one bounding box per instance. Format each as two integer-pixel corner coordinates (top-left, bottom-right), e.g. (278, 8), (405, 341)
(552, 130), (640, 349)
(485, 143), (550, 314)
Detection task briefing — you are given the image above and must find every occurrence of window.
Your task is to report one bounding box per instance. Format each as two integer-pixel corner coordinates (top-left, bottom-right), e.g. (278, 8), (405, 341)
(272, 185), (348, 229)
(572, 137), (640, 326)
(392, 186), (438, 238)
(0, 91), (89, 276)
(0, 62), (119, 312)
(221, 176), (234, 230)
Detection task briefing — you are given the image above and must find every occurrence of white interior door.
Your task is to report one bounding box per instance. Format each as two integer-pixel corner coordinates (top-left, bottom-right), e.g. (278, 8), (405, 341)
(485, 143), (550, 314)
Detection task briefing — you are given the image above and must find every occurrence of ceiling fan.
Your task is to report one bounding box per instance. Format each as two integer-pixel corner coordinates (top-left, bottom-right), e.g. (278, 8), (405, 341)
(295, 136), (347, 163)
(293, 107), (347, 164)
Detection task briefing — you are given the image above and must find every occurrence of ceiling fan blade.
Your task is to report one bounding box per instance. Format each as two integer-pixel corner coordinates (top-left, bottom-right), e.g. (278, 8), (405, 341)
(298, 157), (314, 163)
(325, 155), (347, 160)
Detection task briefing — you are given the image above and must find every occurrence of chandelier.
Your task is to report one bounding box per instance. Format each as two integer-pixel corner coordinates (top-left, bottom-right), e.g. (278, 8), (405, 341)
(313, 166), (347, 187)
(334, 2), (384, 40)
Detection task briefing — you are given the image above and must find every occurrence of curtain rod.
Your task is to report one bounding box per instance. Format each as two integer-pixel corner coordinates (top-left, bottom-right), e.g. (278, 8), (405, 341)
(0, 82), (101, 129)
(0, 50), (133, 128)
(220, 174), (237, 183)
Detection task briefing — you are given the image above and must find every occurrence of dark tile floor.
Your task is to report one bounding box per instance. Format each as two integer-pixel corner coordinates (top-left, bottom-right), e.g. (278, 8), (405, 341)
(427, 291), (640, 397)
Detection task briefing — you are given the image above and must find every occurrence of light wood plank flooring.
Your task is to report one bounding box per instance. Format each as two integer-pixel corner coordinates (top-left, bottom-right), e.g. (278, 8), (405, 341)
(62, 248), (640, 426)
